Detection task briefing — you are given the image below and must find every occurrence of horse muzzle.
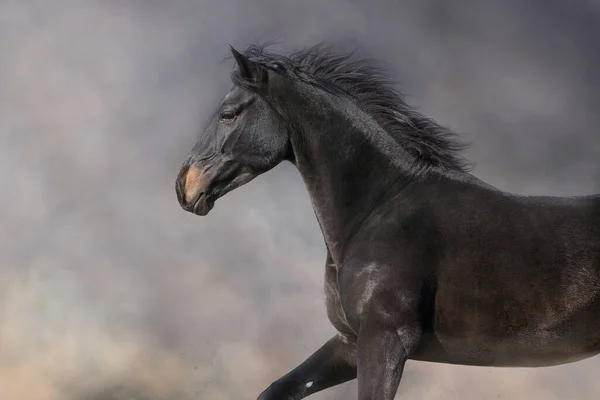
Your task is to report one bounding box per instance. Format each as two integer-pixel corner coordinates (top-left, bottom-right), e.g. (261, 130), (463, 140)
(176, 164), (215, 216)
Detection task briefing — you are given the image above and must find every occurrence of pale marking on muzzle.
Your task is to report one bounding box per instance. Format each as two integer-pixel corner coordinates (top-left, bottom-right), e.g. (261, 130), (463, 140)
(183, 165), (207, 203)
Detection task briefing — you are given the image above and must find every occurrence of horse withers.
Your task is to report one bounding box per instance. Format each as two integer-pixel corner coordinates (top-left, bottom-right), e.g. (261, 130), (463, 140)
(176, 44), (600, 400)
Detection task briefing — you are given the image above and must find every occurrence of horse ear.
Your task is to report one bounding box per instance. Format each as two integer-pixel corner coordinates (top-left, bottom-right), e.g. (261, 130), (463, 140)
(229, 45), (267, 85)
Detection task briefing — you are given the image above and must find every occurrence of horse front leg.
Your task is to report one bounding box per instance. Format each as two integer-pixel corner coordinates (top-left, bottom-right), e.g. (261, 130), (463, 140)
(257, 334), (356, 400)
(356, 312), (422, 400)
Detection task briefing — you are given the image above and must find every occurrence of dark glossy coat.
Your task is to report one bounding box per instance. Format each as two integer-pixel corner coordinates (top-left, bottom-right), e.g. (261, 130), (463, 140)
(176, 44), (600, 400)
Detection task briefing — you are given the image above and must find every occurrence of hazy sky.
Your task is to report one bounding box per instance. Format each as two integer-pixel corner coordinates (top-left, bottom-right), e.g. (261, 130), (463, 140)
(1, 0), (600, 399)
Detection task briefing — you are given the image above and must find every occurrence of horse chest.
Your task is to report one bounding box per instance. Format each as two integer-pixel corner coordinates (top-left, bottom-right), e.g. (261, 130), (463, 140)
(324, 262), (358, 340)
(323, 259), (396, 339)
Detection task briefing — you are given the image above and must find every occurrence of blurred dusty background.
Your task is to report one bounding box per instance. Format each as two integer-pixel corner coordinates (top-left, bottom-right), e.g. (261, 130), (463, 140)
(1, 0), (600, 399)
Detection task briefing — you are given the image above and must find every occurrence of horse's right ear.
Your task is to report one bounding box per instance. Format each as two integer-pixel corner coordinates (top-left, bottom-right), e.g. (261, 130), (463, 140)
(230, 46), (268, 85)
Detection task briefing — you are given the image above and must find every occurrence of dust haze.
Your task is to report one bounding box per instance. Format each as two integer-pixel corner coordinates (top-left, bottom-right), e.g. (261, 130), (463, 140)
(1, 0), (599, 399)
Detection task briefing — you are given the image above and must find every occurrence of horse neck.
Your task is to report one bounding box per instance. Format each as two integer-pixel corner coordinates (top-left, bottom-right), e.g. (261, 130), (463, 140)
(275, 81), (423, 258)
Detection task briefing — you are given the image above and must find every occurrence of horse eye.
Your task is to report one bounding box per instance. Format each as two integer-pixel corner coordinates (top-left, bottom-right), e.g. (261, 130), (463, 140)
(219, 111), (236, 122)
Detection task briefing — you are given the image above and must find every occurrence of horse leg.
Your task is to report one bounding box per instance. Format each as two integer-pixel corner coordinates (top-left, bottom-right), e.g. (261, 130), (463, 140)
(356, 315), (421, 400)
(257, 334), (356, 400)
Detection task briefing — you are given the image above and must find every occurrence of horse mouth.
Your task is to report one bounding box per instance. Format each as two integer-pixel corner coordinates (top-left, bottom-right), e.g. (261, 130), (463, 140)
(192, 193), (215, 216)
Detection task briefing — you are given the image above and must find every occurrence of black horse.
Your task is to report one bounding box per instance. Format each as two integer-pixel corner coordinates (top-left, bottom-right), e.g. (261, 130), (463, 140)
(175, 44), (600, 400)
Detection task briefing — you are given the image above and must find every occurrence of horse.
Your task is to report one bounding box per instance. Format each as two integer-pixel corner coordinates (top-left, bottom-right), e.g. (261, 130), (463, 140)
(175, 43), (600, 400)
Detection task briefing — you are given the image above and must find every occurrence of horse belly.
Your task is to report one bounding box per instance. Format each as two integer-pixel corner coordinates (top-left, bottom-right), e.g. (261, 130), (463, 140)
(429, 288), (600, 367)
(410, 333), (600, 367)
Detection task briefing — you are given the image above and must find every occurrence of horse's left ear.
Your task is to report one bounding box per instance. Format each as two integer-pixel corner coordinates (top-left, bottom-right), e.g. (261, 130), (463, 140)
(230, 46), (268, 85)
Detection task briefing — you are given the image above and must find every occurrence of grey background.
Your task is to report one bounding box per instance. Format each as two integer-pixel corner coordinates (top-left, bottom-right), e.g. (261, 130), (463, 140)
(1, 0), (600, 399)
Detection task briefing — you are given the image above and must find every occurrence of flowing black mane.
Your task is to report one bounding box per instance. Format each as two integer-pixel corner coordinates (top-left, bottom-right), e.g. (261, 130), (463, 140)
(232, 44), (473, 173)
